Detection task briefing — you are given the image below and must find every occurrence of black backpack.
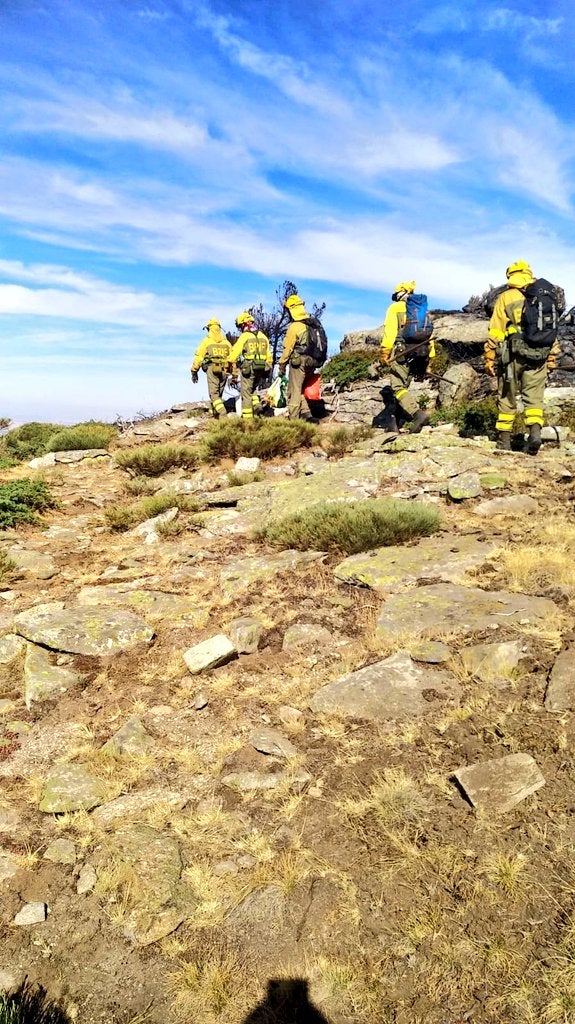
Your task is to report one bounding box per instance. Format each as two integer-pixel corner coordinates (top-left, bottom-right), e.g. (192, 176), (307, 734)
(516, 278), (559, 361)
(297, 316), (328, 367)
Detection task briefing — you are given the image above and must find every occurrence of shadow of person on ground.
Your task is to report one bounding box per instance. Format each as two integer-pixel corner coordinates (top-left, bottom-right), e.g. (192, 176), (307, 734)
(241, 978), (332, 1024)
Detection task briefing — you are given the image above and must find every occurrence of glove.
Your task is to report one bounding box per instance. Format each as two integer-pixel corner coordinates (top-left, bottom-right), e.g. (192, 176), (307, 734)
(380, 349), (393, 366)
(230, 376), (239, 387)
(191, 371), (199, 384)
(547, 352), (557, 372)
(484, 352), (496, 378)
(278, 364), (286, 376)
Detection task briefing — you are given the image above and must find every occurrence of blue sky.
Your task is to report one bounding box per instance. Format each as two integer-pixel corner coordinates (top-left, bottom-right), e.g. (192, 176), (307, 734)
(1, 0), (574, 422)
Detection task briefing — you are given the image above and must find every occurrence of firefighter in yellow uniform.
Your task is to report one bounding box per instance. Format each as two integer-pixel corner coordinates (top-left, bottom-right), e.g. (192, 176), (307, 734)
(278, 294), (317, 422)
(229, 312), (272, 420)
(190, 318), (232, 418)
(380, 280), (435, 433)
(485, 261), (559, 454)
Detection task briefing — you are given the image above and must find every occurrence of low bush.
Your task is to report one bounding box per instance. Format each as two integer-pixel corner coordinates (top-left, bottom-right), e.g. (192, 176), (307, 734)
(320, 348), (379, 390)
(105, 491), (200, 531)
(0, 479), (57, 530)
(46, 421), (117, 452)
(322, 425), (374, 459)
(114, 444), (200, 477)
(429, 397), (499, 437)
(200, 419), (318, 463)
(430, 342), (450, 377)
(0, 549), (16, 585)
(123, 476), (160, 496)
(226, 469), (265, 487)
(258, 498), (440, 555)
(4, 422), (63, 461)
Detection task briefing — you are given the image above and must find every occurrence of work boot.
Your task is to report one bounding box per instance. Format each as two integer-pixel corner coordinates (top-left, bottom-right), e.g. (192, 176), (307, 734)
(527, 423), (542, 456)
(496, 431), (512, 451)
(408, 409), (430, 434)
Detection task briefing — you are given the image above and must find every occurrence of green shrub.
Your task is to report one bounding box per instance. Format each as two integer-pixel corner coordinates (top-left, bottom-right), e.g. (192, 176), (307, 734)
(0, 549), (16, 584)
(0, 452), (17, 470)
(226, 469), (265, 487)
(123, 476), (160, 496)
(105, 491), (200, 531)
(200, 419), (318, 463)
(322, 425), (374, 459)
(320, 348), (379, 390)
(114, 444), (200, 477)
(0, 479), (57, 530)
(4, 422), (63, 461)
(258, 498), (440, 555)
(430, 342), (450, 377)
(429, 397), (498, 437)
(46, 421), (116, 452)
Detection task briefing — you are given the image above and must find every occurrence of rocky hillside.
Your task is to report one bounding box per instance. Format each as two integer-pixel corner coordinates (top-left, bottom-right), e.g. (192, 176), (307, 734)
(2, 407), (575, 1024)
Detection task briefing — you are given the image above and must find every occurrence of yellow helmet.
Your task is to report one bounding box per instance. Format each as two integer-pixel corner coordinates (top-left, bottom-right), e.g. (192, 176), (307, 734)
(394, 280), (416, 296)
(204, 317), (221, 329)
(506, 260), (532, 278)
(235, 310), (255, 328)
(284, 294), (305, 310)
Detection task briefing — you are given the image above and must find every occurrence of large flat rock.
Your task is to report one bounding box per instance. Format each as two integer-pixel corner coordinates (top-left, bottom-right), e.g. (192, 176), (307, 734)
(221, 550), (325, 593)
(545, 648), (575, 712)
(334, 535), (494, 594)
(376, 584), (558, 642)
(24, 644), (83, 707)
(14, 606), (154, 656)
(453, 754), (545, 814)
(75, 584), (207, 626)
(309, 651), (459, 721)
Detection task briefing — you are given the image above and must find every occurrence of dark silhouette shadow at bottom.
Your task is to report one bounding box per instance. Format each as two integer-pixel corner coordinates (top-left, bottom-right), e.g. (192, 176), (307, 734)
(241, 978), (332, 1024)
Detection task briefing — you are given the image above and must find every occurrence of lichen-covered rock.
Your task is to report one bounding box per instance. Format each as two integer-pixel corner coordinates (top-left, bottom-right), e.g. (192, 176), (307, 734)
(545, 648), (575, 712)
(221, 550), (326, 592)
(282, 622), (333, 651)
(447, 472), (482, 501)
(101, 716), (154, 756)
(461, 640), (524, 682)
(228, 616), (264, 654)
(249, 728), (298, 759)
(0, 635), (26, 696)
(24, 644), (83, 707)
(43, 839), (76, 865)
(39, 764), (108, 813)
(7, 547), (57, 580)
(472, 495), (539, 517)
(75, 584), (207, 625)
(334, 535), (494, 594)
(15, 606), (154, 656)
(376, 584), (557, 642)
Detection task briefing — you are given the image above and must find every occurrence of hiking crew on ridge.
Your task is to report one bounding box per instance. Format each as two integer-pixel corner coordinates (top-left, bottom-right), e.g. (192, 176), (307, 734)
(230, 312), (272, 420)
(380, 280), (435, 434)
(485, 261), (561, 455)
(278, 294), (328, 421)
(190, 318), (232, 418)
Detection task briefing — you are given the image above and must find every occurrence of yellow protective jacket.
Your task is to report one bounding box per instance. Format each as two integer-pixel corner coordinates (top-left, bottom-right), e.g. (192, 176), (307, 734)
(381, 300), (435, 359)
(229, 330), (272, 373)
(486, 270), (560, 366)
(191, 326), (232, 373)
(278, 321), (309, 369)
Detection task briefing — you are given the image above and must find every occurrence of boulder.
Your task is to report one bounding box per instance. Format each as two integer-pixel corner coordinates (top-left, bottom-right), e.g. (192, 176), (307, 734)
(43, 839), (76, 865)
(75, 584), (207, 626)
(452, 753), (545, 814)
(183, 634), (237, 674)
(545, 649), (575, 712)
(130, 508), (178, 544)
(14, 606), (154, 656)
(91, 788), (187, 830)
(39, 764), (108, 813)
(234, 457), (261, 473)
(7, 547), (57, 580)
(376, 584), (557, 643)
(438, 363), (480, 406)
(228, 616), (264, 654)
(54, 449), (109, 463)
(334, 534), (494, 594)
(309, 651), (459, 721)
(24, 644), (83, 707)
(101, 716), (154, 756)
(0, 849), (20, 883)
(447, 472), (482, 501)
(221, 550), (326, 593)
(0, 635), (26, 696)
(221, 769), (311, 792)
(461, 640), (524, 682)
(282, 622), (332, 651)
(77, 864), (97, 895)
(249, 728), (298, 759)
(410, 641), (452, 664)
(473, 495), (539, 517)
(14, 903), (47, 926)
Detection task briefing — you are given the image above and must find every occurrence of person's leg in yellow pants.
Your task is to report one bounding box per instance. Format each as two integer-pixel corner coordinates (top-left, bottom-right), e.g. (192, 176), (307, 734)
(287, 359), (313, 420)
(206, 366), (226, 417)
(240, 367), (255, 420)
(520, 359), (546, 455)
